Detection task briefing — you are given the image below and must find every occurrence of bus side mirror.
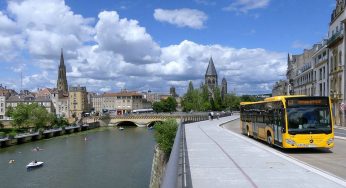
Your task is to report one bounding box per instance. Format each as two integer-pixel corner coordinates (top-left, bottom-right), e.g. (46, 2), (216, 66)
(282, 127), (286, 133)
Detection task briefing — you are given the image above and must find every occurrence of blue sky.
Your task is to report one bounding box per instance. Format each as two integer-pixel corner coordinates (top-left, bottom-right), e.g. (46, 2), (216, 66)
(0, 0), (335, 95)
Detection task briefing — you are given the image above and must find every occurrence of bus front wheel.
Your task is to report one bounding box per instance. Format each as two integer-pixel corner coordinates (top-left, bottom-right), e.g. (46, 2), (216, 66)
(267, 133), (273, 147)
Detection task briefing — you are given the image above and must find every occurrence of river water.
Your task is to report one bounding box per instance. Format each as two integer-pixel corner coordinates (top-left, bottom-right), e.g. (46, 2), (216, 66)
(0, 127), (156, 188)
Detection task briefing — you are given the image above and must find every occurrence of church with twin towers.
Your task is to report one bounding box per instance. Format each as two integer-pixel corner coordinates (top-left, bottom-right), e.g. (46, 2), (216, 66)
(205, 57), (228, 100)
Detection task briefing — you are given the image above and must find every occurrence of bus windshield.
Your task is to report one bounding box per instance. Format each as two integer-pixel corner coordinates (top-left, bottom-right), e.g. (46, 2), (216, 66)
(287, 107), (332, 134)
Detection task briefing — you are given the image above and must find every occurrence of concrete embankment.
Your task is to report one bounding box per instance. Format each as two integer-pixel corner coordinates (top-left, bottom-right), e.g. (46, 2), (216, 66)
(149, 145), (168, 188)
(0, 122), (100, 148)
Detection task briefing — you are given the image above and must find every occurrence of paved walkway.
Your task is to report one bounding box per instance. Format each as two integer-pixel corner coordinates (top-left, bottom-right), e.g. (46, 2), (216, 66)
(184, 116), (346, 188)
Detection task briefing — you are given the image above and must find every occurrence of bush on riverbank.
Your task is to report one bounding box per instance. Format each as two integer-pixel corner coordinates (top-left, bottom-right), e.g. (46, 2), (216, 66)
(154, 119), (178, 155)
(8, 131), (17, 139)
(0, 132), (5, 138)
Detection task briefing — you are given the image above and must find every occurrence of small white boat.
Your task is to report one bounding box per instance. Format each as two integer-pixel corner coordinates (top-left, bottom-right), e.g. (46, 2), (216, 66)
(26, 161), (44, 168)
(119, 127), (124, 130)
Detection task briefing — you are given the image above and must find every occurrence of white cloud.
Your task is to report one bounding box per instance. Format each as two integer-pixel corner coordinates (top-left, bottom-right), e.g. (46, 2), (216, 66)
(154, 8), (207, 29)
(0, 0), (286, 95)
(157, 40), (286, 94)
(95, 11), (161, 64)
(7, 0), (94, 58)
(223, 0), (270, 13)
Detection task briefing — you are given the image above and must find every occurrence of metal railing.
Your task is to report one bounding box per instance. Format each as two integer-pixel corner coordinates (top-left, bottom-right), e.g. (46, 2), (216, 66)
(161, 121), (183, 188)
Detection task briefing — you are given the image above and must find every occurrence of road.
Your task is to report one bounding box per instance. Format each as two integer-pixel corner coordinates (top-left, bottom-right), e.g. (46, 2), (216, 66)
(222, 118), (346, 180)
(335, 127), (346, 137)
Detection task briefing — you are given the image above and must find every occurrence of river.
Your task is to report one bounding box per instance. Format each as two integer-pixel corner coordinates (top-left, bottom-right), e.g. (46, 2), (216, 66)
(0, 126), (156, 188)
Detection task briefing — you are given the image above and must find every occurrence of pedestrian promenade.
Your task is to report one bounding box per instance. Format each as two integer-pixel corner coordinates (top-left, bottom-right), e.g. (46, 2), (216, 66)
(184, 116), (346, 188)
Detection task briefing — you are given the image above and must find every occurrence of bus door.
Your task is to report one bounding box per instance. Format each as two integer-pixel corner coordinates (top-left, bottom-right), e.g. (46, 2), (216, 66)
(273, 108), (283, 145)
(251, 111), (258, 138)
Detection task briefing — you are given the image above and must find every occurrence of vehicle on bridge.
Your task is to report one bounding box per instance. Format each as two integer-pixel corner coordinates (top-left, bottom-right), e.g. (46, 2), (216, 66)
(240, 95), (334, 149)
(131, 108), (154, 114)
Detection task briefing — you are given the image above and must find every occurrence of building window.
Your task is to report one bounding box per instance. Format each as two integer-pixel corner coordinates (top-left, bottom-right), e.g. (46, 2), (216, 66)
(339, 51), (342, 66)
(319, 69), (322, 81)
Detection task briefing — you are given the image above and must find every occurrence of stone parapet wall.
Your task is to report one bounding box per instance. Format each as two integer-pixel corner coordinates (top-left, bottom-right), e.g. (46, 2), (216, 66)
(149, 145), (168, 188)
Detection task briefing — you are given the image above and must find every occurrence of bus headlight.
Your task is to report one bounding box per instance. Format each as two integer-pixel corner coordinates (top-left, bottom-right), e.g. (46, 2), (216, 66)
(286, 139), (295, 146)
(327, 138), (334, 145)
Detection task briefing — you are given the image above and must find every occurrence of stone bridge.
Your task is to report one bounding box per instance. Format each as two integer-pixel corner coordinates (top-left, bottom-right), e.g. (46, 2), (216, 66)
(85, 112), (232, 127)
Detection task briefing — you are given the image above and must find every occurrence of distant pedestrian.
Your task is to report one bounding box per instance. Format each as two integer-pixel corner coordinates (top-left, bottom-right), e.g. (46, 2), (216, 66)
(216, 112), (220, 119)
(208, 112), (211, 120)
(211, 112), (214, 120)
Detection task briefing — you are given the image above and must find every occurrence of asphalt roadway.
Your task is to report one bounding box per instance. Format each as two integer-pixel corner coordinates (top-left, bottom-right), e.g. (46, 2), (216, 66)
(222, 118), (346, 180)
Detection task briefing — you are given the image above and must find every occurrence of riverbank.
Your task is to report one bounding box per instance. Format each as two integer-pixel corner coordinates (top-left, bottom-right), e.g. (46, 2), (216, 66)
(0, 122), (100, 148)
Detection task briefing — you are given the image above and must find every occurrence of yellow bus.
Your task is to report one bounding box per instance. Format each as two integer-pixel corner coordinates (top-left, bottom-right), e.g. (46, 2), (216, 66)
(240, 95), (334, 149)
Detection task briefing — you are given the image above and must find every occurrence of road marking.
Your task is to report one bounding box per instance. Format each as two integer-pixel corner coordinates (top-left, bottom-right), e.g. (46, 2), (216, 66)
(336, 132), (346, 136)
(222, 126), (346, 187)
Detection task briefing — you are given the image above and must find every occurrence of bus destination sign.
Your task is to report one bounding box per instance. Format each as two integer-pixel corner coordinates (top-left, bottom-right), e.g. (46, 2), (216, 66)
(287, 99), (328, 106)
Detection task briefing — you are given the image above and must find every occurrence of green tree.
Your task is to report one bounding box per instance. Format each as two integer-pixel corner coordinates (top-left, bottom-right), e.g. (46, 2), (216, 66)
(153, 101), (164, 113)
(163, 96), (177, 112)
(241, 95), (259, 102)
(5, 106), (14, 118)
(224, 93), (241, 110)
(11, 103), (52, 129)
(51, 115), (68, 128)
(187, 81), (194, 93)
(213, 87), (223, 111)
(154, 119), (178, 155)
(153, 97), (177, 113)
(28, 103), (52, 129)
(11, 104), (30, 128)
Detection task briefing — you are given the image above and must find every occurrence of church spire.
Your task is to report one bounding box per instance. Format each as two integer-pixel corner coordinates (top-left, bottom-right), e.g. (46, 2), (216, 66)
(205, 57), (217, 76)
(60, 48), (65, 67)
(205, 56), (218, 95)
(57, 49), (68, 94)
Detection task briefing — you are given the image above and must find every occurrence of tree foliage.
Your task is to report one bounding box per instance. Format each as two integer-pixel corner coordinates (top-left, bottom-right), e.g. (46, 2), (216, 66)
(11, 103), (52, 129)
(5, 106), (14, 117)
(152, 96), (177, 113)
(181, 81), (261, 112)
(51, 115), (69, 128)
(154, 119), (178, 155)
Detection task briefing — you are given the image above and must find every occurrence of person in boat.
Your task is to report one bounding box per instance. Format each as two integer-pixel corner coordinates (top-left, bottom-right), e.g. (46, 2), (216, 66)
(34, 160), (37, 163)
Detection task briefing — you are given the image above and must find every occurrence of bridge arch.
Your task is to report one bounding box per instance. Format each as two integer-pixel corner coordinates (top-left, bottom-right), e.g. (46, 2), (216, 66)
(116, 121), (139, 127)
(147, 121), (164, 128)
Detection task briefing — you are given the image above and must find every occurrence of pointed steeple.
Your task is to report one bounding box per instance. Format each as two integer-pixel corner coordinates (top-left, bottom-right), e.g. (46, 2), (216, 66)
(205, 56), (218, 97)
(60, 48), (65, 67)
(57, 48), (68, 95)
(205, 57), (217, 76)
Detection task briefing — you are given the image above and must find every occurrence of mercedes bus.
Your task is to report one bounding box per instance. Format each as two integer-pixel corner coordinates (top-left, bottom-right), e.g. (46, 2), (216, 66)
(240, 95), (334, 149)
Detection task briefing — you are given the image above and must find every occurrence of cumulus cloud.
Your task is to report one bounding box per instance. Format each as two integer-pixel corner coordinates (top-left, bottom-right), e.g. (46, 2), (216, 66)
(223, 0), (270, 13)
(0, 0), (286, 95)
(95, 11), (161, 64)
(157, 40), (286, 94)
(154, 8), (207, 29)
(7, 0), (94, 58)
